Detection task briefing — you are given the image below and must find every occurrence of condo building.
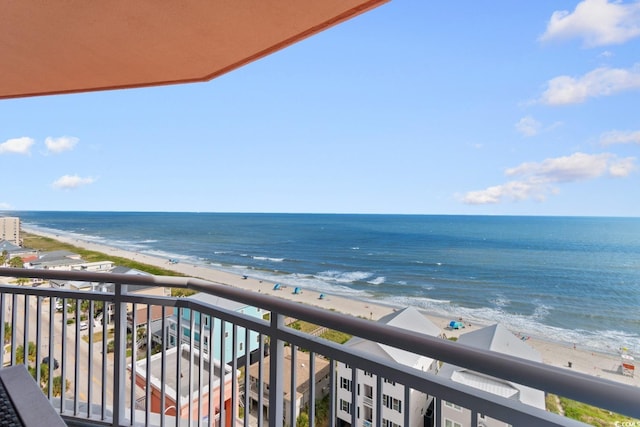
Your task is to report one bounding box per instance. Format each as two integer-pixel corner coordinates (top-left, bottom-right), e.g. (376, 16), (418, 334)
(0, 216), (21, 246)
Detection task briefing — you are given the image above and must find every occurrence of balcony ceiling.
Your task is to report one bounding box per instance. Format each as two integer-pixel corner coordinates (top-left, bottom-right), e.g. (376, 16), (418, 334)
(0, 0), (387, 100)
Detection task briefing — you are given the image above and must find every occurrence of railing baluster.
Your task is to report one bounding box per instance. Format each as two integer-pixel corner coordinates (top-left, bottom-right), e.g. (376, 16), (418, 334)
(309, 350), (316, 427)
(329, 358), (336, 427)
(243, 327), (250, 427)
(35, 296), (42, 387)
(175, 307), (183, 427)
(145, 303), (152, 425)
(376, 375), (382, 427)
(101, 300), (107, 421)
(231, 324), (238, 427)
(160, 306), (167, 427)
(130, 301), (138, 426)
(112, 284), (128, 426)
(86, 298), (93, 419)
(268, 313), (284, 427)
(48, 295), (55, 398)
(61, 296), (68, 414)
(11, 294), (18, 366)
(403, 382), (410, 427)
(188, 308), (195, 426)
(350, 364), (357, 427)
(290, 344), (297, 426)
(74, 298), (80, 416)
(219, 320), (226, 427)
(257, 332), (264, 427)
(197, 309), (204, 427)
(208, 314), (214, 427)
(0, 293), (5, 368)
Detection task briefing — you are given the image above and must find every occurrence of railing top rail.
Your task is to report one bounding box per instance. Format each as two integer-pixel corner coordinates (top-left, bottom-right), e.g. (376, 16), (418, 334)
(2, 267), (639, 419)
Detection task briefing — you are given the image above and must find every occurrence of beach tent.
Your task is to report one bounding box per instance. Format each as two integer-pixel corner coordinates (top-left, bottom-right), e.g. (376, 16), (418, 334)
(319, 293), (325, 300)
(273, 283), (281, 291)
(449, 320), (465, 330)
(293, 287), (301, 295)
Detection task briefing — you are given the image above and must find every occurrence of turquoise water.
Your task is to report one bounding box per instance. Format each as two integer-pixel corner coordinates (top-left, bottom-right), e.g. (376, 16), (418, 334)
(14, 211), (640, 353)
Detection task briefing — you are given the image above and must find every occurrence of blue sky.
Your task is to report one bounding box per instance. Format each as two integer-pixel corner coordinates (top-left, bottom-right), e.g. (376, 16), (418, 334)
(2, 1), (639, 216)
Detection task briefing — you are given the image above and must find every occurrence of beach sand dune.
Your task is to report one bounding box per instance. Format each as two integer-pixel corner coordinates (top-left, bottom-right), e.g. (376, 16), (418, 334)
(23, 228), (639, 389)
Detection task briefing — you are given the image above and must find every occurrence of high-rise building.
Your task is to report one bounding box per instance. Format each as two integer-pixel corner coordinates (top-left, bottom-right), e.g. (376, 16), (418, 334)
(0, 216), (21, 246)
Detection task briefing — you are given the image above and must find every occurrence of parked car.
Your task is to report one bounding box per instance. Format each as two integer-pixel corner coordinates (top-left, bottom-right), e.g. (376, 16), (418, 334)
(79, 321), (89, 331)
(55, 300), (71, 311)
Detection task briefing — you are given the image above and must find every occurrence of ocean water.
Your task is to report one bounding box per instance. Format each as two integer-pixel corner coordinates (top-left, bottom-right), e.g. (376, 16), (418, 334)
(12, 211), (640, 354)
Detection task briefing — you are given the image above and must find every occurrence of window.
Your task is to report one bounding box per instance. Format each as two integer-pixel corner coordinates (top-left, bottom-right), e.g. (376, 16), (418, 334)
(382, 420), (401, 427)
(239, 342), (244, 351)
(340, 377), (352, 392)
(444, 419), (462, 427)
(364, 384), (373, 399)
(363, 406), (373, 423)
(339, 399), (351, 414)
(444, 401), (462, 411)
(384, 378), (396, 386)
(382, 395), (401, 413)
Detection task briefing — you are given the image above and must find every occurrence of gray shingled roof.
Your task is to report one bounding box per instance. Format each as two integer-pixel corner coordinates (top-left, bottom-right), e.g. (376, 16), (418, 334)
(438, 323), (545, 409)
(345, 306), (442, 367)
(0, 240), (22, 253)
(187, 292), (251, 312)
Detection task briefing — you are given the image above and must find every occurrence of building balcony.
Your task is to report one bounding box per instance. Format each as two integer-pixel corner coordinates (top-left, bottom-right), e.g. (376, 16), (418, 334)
(1, 267), (638, 427)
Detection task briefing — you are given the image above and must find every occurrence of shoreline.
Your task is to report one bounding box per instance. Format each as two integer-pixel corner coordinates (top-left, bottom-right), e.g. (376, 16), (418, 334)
(22, 227), (638, 388)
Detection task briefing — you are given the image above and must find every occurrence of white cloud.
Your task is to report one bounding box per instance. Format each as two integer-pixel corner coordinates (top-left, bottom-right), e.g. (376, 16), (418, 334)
(0, 137), (35, 155)
(540, 0), (640, 47)
(0, 202), (12, 210)
(51, 175), (96, 190)
(461, 152), (636, 204)
(539, 64), (640, 105)
(515, 116), (542, 137)
(45, 136), (79, 154)
(600, 129), (640, 145)
(609, 156), (636, 176)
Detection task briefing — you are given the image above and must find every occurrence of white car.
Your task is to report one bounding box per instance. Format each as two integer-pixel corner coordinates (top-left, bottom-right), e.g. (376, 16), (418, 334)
(79, 321), (89, 331)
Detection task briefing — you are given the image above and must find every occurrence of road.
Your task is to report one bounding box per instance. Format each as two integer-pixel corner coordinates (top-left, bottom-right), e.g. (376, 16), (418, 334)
(6, 294), (117, 410)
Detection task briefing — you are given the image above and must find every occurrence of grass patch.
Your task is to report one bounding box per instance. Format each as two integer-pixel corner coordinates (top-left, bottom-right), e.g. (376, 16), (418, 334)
(545, 393), (561, 414)
(558, 396), (639, 426)
(288, 319), (352, 344)
(81, 329), (114, 344)
(24, 233), (183, 276)
(288, 320), (320, 334)
(320, 329), (352, 344)
(23, 232), (195, 297)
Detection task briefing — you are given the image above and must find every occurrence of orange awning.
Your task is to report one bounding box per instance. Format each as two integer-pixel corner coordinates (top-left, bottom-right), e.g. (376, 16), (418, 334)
(1, 1), (388, 99)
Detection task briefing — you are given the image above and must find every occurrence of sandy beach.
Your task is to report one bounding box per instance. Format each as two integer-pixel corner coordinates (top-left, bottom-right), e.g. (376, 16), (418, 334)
(24, 228), (639, 388)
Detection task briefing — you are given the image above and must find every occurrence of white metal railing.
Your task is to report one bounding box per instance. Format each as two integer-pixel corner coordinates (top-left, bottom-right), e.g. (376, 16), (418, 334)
(1, 267), (639, 427)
